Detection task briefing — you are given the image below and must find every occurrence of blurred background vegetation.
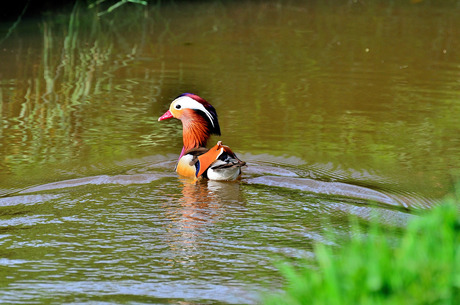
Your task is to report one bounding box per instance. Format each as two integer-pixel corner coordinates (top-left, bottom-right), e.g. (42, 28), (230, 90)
(3, 0), (460, 23)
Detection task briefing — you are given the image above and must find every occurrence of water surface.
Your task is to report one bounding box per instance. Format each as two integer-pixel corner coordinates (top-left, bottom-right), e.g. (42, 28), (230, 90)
(1, 1), (460, 303)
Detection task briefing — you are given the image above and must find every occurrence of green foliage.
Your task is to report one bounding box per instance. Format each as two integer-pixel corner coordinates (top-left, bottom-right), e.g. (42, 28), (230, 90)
(0, 0), (160, 188)
(264, 194), (460, 304)
(88, 0), (148, 16)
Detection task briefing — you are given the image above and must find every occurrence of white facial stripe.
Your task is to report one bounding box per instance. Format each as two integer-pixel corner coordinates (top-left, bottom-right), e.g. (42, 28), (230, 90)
(173, 96), (215, 127)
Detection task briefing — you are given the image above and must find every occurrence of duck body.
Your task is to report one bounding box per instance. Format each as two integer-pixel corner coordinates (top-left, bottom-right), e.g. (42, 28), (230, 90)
(158, 93), (245, 181)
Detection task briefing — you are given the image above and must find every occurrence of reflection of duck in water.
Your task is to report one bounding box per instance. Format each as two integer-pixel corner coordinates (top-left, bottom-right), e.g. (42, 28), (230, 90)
(162, 178), (245, 266)
(158, 93), (245, 181)
(177, 179), (220, 225)
(172, 178), (244, 235)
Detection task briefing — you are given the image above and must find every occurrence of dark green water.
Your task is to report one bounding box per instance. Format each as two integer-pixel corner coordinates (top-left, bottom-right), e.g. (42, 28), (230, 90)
(1, 1), (459, 303)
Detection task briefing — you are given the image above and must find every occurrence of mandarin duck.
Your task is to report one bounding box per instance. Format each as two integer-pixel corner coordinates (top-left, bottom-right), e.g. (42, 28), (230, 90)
(158, 93), (246, 181)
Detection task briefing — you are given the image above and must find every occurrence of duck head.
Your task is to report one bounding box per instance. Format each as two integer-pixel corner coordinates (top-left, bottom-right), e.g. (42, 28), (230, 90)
(158, 93), (221, 157)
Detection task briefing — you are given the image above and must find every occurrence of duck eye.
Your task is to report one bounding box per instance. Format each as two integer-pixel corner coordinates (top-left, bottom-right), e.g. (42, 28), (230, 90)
(175, 104), (181, 110)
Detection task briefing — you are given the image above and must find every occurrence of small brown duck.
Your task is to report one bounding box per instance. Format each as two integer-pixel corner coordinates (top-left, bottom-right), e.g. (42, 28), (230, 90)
(158, 93), (245, 180)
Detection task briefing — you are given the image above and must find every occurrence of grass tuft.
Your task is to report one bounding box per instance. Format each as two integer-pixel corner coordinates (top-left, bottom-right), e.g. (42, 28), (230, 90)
(264, 193), (460, 304)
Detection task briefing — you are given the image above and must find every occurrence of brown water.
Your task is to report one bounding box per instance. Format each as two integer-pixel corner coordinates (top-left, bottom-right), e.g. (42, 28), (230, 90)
(1, 1), (459, 303)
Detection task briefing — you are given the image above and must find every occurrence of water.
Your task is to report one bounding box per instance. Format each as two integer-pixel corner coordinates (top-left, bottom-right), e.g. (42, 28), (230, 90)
(1, 1), (460, 303)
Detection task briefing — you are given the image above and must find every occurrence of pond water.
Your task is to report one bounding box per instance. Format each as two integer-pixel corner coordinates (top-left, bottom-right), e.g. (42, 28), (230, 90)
(1, 0), (460, 303)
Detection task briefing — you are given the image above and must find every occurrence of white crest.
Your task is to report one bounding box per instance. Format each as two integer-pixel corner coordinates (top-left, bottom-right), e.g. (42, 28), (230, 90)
(172, 96), (216, 127)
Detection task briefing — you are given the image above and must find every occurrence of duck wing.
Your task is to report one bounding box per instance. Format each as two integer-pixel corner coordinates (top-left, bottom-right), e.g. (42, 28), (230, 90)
(195, 141), (245, 178)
